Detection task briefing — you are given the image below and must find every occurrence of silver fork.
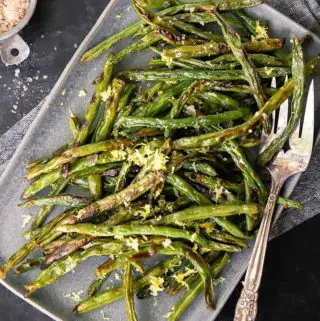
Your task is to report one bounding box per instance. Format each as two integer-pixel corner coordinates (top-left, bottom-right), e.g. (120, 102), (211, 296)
(234, 79), (315, 321)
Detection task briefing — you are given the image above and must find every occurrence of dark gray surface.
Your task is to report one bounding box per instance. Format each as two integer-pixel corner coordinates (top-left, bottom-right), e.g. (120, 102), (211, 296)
(0, 1), (319, 321)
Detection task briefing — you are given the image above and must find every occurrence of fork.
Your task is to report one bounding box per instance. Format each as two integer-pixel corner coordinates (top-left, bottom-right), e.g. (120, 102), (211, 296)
(234, 78), (315, 321)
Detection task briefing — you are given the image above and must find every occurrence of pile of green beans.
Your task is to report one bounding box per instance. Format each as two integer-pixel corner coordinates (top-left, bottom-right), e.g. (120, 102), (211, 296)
(1, 0), (317, 320)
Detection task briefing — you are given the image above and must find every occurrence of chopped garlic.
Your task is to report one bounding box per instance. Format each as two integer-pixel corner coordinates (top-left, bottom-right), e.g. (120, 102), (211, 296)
(149, 276), (164, 296)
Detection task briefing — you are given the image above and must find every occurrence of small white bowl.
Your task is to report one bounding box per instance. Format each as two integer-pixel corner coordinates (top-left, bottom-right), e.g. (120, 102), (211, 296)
(0, 0), (38, 65)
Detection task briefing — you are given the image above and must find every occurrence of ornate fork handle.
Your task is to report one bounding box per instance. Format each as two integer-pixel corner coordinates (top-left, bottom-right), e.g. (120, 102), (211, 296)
(234, 179), (284, 321)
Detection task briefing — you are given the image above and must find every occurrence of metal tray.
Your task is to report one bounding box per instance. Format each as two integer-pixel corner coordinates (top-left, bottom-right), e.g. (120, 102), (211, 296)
(0, 1), (319, 320)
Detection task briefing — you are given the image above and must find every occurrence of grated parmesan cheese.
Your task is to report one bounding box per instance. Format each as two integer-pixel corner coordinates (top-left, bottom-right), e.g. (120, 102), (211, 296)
(254, 21), (268, 40)
(22, 214), (32, 228)
(162, 238), (172, 248)
(64, 290), (83, 303)
(100, 311), (110, 320)
(191, 232), (197, 243)
(173, 268), (197, 289)
(100, 90), (109, 102)
(126, 237), (139, 252)
(149, 276), (164, 296)
(78, 89), (87, 97)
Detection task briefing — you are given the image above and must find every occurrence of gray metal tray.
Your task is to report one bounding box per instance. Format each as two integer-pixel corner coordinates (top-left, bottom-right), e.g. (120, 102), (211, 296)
(0, 1), (319, 321)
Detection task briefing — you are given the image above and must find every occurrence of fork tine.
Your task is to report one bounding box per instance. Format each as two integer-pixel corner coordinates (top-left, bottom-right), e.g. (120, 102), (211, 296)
(260, 110), (277, 153)
(270, 77), (276, 89)
(259, 78), (277, 153)
(301, 80), (314, 141)
(276, 76), (289, 134)
(289, 80), (314, 153)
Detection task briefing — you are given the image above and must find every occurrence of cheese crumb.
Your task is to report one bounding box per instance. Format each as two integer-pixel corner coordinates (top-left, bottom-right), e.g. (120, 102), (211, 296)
(150, 149), (168, 171)
(153, 297), (158, 306)
(162, 238), (172, 248)
(254, 21), (268, 40)
(191, 232), (197, 243)
(173, 269), (197, 289)
(101, 311), (110, 320)
(184, 105), (197, 117)
(214, 185), (224, 201)
(78, 89), (87, 97)
(64, 290), (83, 303)
(110, 149), (127, 159)
(149, 276), (164, 296)
(100, 90), (109, 102)
(136, 204), (152, 219)
(163, 312), (172, 319)
(22, 214), (32, 228)
(126, 237), (139, 252)
(264, 67), (273, 76)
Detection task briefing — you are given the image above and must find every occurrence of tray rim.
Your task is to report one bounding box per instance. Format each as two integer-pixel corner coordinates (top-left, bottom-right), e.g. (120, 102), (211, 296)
(0, 2), (319, 321)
